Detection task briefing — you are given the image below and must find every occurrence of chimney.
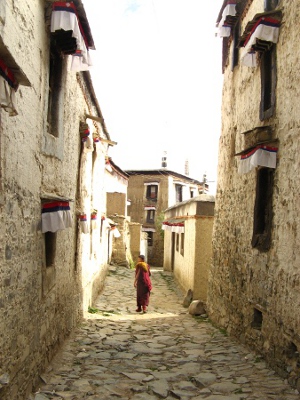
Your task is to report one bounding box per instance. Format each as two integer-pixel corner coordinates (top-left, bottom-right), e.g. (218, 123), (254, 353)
(162, 151), (167, 168)
(185, 159), (189, 176)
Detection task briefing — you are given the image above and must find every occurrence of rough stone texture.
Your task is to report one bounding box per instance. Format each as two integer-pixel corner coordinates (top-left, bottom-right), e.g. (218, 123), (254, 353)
(129, 223), (148, 265)
(183, 289), (194, 308)
(188, 300), (206, 316)
(0, 2), (111, 399)
(29, 265), (299, 400)
(109, 214), (131, 266)
(208, 0), (300, 389)
(107, 192), (127, 217)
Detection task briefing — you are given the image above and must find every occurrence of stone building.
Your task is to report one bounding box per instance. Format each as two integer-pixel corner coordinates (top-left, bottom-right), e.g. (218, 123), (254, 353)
(126, 169), (203, 266)
(163, 195), (215, 302)
(0, 1), (114, 398)
(208, 0), (300, 388)
(105, 157), (132, 266)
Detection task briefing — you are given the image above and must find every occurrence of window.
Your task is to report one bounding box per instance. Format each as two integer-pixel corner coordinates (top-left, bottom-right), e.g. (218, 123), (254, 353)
(100, 217), (104, 242)
(231, 22), (240, 70)
(47, 38), (64, 137)
(251, 308), (263, 330)
(44, 232), (57, 267)
(176, 233), (179, 252)
(286, 342), (298, 360)
(222, 37), (230, 73)
(146, 210), (155, 223)
(260, 45), (277, 121)
(264, 0), (279, 11)
(190, 189), (194, 198)
(252, 168), (274, 251)
(180, 233), (184, 256)
(146, 185), (158, 201)
(175, 184), (183, 203)
(147, 232), (153, 247)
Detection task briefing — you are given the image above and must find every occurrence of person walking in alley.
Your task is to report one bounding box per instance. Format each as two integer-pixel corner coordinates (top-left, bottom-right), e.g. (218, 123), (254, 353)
(134, 254), (152, 313)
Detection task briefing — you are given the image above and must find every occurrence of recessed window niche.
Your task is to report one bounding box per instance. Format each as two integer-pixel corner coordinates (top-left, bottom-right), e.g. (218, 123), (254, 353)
(251, 308), (263, 330)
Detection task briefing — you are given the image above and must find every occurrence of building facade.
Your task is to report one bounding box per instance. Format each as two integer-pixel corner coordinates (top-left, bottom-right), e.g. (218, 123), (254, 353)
(163, 195), (215, 301)
(105, 158), (132, 266)
(0, 1), (113, 398)
(208, 0), (300, 388)
(126, 169), (202, 266)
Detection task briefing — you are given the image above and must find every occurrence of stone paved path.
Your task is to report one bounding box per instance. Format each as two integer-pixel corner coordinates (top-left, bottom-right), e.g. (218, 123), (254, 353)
(30, 266), (299, 400)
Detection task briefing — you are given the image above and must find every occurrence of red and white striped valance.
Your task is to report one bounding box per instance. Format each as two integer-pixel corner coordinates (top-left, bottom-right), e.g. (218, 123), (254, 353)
(0, 59), (18, 116)
(79, 213), (89, 234)
(241, 17), (281, 67)
(162, 220), (185, 234)
(42, 201), (72, 233)
(218, 1), (237, 38)
(144, 206), (156, 211)
(51, 2), (92, 71)
(238, 145), (278, 174)
(144, 182), (159, 186)
(91, 213), (98, 230)
(111, 226), (121, 238)
(142, 227), (156, 233)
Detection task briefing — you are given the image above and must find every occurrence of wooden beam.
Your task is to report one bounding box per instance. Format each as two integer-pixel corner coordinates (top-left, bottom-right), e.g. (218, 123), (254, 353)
(41, 192), (74, 202)
(85, 114), (117, 145)
(85, 113), (104, 123)
(100, 138), (118, 146)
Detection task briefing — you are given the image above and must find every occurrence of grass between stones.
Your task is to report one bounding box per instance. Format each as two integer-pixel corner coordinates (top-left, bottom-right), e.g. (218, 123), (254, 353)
(87, 306), (121, 316)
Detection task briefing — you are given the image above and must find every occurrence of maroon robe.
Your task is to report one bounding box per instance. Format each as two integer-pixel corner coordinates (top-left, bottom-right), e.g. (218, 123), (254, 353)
(135, 262), (152, 307)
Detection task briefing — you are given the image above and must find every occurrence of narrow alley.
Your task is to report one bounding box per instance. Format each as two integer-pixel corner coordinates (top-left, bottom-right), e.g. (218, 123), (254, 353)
(30, 267), (299, 400)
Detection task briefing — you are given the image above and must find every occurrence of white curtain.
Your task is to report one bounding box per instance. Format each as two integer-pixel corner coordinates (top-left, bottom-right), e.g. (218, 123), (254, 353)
(51, 4), (93, 71)
(218, 3), (237, 38)
(241, 19), (280, 67)
(42, 202), (72, 233)
(0, 76), (18, 116)
(238, 147), (278, 174)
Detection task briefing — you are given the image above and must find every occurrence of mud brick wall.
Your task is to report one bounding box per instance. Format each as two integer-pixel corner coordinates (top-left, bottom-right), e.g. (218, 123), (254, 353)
(208, 0), (300, 389)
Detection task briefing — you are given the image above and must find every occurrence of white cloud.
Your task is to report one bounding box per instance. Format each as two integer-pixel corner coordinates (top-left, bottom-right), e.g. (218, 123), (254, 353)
(83, 0), (224, 187)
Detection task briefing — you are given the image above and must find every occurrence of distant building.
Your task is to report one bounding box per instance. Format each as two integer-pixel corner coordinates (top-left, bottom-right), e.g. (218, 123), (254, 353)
(126, 169), (204, 266)
(104, 157), (130, 265)
(163, 195), (215, 301)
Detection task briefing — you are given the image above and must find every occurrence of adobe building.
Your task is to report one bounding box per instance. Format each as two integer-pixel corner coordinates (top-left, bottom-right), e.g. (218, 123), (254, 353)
(208, 0), (300, 388)
(163, 194), (215, 302)
(105, 157), (134, 267)
(126, 169), (203, 266)
(0, 1), (114, 398)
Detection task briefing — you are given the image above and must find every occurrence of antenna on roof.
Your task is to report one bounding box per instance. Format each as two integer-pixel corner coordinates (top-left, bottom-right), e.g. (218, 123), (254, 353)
(162, 151), (167, 168)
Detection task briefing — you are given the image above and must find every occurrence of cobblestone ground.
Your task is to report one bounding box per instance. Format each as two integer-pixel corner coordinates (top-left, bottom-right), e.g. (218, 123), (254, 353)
(30, 266), (299, 400)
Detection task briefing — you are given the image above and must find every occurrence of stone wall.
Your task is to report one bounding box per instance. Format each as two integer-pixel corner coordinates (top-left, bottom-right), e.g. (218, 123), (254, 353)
(107, 192), (134, 267)
(194, 216), (214, 301)
(109, 214), (130, 267)
(77, 125), (110, 313)
(129, 222), (148, 264)
(163, 195), (215, 302)
(208, 0), (300, 388)
(107, 192), (127, 217)
(0, 1), (110, 398)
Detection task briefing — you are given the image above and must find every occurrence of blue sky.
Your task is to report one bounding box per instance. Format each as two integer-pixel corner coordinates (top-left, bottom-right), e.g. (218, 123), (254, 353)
(125, 1), (141, 14)
(83, 0), (224, 191)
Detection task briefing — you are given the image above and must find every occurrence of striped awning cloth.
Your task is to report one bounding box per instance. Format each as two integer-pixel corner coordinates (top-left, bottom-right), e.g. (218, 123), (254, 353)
(162, 218), (185, 233)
